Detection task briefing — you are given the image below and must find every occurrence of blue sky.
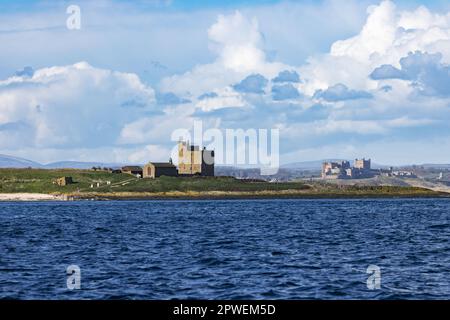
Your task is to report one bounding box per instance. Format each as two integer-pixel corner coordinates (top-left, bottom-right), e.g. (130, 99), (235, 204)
(1, 0), (450, 166)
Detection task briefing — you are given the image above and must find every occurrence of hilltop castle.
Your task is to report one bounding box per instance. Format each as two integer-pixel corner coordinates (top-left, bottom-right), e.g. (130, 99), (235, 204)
(322, 158), (374, 179)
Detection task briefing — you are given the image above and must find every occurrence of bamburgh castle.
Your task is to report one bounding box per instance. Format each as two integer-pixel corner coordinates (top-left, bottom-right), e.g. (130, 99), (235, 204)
(322, 158), (374, 179)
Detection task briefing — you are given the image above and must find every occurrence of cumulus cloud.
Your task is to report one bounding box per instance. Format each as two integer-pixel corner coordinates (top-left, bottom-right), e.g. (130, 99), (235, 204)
(15, 66), (34, 78)
(371, 51), (450, 96)
(208, 10), (265, 72)
(380, 85), (393, 92)
(299, 0), (450, 94)
(329, 1), (398, 63)
(313, 83), (372, 101)
(2, 1), (450, 165)
(196, 87), (246, 112)
(148, 3), (450, 164)
(272, 84), (300, 101)
(160, 11), (288, 98)
(0, 62), (156, 151)
(232, 74), (268, 94)
(272, 70), (300, 83)
(370, 64), (408, 80)
(198, 92), (218, 100)
(156, 91), (191, 105)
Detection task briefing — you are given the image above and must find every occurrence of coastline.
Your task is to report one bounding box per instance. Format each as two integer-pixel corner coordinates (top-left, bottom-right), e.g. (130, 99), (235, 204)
(1, 168), (449, 201)
(67, 190), (450, 200)
(1, 189), (448, 201)
(0, 193), (66, 201)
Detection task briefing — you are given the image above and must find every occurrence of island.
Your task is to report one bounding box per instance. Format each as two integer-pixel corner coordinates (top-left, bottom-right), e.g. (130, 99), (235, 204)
(0, 168), (448, 201)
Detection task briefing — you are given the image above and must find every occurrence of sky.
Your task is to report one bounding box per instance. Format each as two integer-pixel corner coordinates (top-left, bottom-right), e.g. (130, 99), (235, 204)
(1, 0), (450, 166)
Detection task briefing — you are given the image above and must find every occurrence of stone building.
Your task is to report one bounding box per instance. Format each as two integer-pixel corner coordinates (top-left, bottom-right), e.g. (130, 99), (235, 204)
(354, 158), (371, 170)
(321, 161), (350, 179)
(322, 158), (374, 179)
(55, 176), (74, 186)
(177, 140), (214, 176)
(143, 161), (178, 179)
(121, 166), (143, 177)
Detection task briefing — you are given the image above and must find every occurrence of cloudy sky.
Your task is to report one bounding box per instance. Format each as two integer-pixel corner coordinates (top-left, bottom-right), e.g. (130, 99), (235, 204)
(1, 0), (450, 166)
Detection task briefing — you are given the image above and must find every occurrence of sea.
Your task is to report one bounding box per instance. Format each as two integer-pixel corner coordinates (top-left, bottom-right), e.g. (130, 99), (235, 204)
(0, 198), (449, 299)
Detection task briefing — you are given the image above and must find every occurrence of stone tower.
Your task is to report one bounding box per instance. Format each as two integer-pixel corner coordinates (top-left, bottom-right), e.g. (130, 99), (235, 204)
(177, 140), (214, 176)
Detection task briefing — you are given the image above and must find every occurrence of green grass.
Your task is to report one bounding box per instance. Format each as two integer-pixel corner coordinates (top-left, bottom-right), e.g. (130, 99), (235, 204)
(0, 168), (446, 198)
(0, 168), (130, 193)
(308, 184), (444, 197)
(0, 168), (309, 194)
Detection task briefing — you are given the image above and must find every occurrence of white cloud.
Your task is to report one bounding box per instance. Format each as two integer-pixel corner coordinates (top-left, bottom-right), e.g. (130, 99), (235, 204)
(0, 62), (156, 150)
(195, 87), (246, 112)
(118, 102), (200, 145)
(157, 3), (450, 164)
(127, 144), (172, 164)
(300, 0), (450, 93)
(160, 11), (289, 97)
(208, 11), (264, 71)
(330, 1), (398, 63)
(2, 1), (450, 165)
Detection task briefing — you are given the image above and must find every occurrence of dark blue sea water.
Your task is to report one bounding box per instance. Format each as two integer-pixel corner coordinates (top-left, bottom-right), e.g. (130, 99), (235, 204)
(0, 198), (449, 300)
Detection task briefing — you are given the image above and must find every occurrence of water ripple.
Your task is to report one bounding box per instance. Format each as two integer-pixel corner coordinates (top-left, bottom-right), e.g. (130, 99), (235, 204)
(0, 198), (449, 299)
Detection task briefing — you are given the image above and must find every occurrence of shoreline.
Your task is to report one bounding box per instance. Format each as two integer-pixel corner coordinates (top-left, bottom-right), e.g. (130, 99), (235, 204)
(0, 193), (66, 201)
(2, 168), (449, 202)
(1, 189), (449, 201)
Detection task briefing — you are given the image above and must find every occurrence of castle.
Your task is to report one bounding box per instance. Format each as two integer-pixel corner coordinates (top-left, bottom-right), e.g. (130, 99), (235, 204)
(141, 140), (214, 179)
(178, 140), (214, 176)
(322, 158), (374, 179)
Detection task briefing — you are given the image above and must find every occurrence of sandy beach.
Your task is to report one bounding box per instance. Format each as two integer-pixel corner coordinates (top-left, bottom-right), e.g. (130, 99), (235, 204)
(0, 193), (64, 201)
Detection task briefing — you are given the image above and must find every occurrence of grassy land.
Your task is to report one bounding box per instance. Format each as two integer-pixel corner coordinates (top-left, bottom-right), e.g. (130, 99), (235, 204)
(0, 168), (447, 199)
(0, 168), (308, 193)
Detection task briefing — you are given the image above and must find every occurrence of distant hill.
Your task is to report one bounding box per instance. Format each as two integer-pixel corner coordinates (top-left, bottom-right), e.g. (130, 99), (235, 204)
(0, 155), (128, 169)
(282, 159), (391, 170)
(44, 161), (125, 169)
(0, 153), (448, 172)
(416, 164), (450, 169)
(0, 154), (43, 168)
(282, 160), (344, 170)
(215, 165), (320, 182)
